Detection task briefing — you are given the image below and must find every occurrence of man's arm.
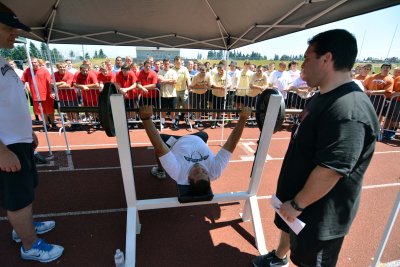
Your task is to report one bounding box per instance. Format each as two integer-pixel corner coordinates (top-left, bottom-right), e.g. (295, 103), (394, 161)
(140, 106), (170, 157)
(222, 107), (252, 153)
(279, 165), (342, 222)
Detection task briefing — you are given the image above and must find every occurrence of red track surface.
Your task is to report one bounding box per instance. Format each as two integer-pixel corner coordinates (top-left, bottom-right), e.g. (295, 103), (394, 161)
(0, 123), (399, 266)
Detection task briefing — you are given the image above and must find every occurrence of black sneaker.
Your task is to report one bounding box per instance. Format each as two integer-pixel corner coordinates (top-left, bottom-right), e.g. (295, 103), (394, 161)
(171, 124), (179, 131)
(252, 250), (289, 267)
(34, 153), (48, 165)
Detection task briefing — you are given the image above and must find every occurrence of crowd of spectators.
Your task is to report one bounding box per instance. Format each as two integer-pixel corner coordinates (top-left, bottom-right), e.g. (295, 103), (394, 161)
(8, 55), (399, 137)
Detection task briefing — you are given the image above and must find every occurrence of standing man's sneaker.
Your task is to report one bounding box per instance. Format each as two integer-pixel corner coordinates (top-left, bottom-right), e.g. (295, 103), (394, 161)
(12, 221), (56, 243)
(21, 238), (64, 263)
(172, 120), (179, 131)
(34, 153), (48, 165)
(252, 250), (289, 267)
(211, 122), (217, 129)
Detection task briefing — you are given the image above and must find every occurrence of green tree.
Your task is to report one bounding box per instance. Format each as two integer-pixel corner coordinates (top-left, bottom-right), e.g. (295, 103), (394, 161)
(98, 49), (107, 58)
(29, 42), (41, 58)
(84, 53), (90, 59)
(40, 42), (47, 60)
(94, 50), (98, 58)
(69, 50), (75, 59)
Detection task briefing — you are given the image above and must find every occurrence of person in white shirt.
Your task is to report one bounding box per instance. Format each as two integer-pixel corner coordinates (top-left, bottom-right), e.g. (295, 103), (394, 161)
(0, 2), (64, 262)
(269, 62), (291, 99)
(288, 61), (301, 85)
(8, 59), (23, 78)
(158, 58), (178, 129)
(140, 105), (251, 195)
(64, 59), (77, 75)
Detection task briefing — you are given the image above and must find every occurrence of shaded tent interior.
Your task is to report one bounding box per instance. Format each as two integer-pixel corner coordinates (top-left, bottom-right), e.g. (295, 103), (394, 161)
(6, 0), (399, 51)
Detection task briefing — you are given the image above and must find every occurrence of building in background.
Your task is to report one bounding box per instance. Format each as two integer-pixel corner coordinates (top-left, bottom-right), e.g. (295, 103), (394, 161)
(136, 47), (180, 62)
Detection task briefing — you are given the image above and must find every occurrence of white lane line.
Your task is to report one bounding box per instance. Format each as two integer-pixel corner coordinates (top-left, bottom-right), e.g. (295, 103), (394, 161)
(379, 260), (400, 267)
(1, 183), (398, 221)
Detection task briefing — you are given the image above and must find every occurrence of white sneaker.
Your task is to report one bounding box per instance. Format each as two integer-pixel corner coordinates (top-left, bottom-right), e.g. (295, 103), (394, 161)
(21, 238), (64, 263)
(13, 221), (55, 243)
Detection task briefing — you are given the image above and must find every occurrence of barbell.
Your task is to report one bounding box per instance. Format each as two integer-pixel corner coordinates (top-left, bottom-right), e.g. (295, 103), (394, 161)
(98, 82), (286, 137)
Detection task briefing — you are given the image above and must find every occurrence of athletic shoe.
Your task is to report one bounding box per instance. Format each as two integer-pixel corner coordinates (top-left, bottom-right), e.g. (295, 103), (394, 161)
(21, 238), (64, 263)
(171, 121), (179, 131)
(13, 221), (56, 243)
(150, 166), (166, 179)
(34, 153), (48, 165)
(198, 121), (204, 127)
(133, 124), (139, 129)
(252, 250), (289, 267)
(211, 122), (216, 129)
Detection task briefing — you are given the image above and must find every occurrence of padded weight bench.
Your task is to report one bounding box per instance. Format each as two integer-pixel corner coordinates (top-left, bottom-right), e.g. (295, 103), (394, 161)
(176, 184), (214, 203)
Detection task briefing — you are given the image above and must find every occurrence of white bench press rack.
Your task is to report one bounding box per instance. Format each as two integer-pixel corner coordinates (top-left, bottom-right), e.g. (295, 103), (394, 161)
(110, 94), (282, 266)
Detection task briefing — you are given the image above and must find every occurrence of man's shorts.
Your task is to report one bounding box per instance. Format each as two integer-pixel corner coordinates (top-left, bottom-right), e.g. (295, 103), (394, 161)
(161, 97), (177, 110)
(33, 99), (55, 115)
(274, 213), (344, 267)
(0, 143), (38, 211)
(160, 132), (208, 148)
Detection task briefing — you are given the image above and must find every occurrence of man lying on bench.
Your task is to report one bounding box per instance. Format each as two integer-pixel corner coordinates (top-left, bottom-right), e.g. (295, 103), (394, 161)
(140, 106), (252, 198)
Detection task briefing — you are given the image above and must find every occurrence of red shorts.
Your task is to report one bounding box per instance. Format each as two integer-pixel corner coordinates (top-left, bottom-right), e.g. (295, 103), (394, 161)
(33, 99), (55, 115)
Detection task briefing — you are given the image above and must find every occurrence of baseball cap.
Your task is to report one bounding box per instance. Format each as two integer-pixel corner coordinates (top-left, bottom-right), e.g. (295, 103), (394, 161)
(381, 63), (392, 69)
(0, 3), (31, 32)
(229, 61), (237, 67)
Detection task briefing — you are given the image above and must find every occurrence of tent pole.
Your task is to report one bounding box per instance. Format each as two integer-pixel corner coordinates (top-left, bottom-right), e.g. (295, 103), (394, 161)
(24, 43), (53, 157)
(45, 43), (71, 155)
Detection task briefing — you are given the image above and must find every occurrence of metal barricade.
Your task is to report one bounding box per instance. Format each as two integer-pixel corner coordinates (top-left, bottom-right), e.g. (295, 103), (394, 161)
(367, 92), (387, 119)
(381, 93), (400, 140)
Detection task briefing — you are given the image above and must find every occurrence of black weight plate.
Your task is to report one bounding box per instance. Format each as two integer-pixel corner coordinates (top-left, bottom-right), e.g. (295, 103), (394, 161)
(255, 89), (286, 133)
(98, 82), (118, 137)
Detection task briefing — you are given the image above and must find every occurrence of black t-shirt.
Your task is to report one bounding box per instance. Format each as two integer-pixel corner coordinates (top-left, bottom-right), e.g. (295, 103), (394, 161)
(276, 82), (379, 240)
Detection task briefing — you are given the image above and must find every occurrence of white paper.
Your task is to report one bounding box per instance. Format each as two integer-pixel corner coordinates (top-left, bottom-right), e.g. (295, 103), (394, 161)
(270, 195), (306, 235)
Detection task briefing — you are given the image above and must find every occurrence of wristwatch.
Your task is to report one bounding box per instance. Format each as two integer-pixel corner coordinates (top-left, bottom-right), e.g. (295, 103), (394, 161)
(290, 200), (304, 212)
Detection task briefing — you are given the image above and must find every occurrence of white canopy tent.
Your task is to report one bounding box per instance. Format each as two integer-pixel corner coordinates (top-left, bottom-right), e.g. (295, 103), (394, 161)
(6, 0), (399, 50)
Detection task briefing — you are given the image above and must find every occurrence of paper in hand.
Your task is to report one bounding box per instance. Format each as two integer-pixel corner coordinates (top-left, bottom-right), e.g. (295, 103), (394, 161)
(270, 194), (306, 235)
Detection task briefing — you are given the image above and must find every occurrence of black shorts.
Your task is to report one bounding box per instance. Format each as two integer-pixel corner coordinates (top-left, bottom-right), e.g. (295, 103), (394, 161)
(0, 143), (38, 211)
(160, 132), (208, 148)
(211, 95), (225, 109)
(274, 214), (344, 267)
(139, 97), (160, 108)
(161, 97), (177, 110)
(125, 98), (139, 109)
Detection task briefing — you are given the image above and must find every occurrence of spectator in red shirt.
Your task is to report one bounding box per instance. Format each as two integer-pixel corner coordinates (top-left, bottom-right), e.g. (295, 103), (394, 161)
(73, 64), (99, 89)
(116, 64), (138, 128)
(136, 60), (159, 108)
(22, 58), (57, 130)
(97, 63), (116, 85)
(51, 62), (79, 130)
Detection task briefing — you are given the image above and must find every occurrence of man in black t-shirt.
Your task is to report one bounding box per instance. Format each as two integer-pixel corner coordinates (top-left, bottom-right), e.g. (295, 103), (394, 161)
(253, 29), (379, 267)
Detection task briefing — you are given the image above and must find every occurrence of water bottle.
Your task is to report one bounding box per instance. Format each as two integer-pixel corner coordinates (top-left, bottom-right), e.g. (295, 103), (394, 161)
(114, 249), (125, 267)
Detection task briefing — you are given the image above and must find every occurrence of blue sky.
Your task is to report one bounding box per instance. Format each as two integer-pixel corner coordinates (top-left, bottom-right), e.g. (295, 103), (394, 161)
(45, 4), (399, 61)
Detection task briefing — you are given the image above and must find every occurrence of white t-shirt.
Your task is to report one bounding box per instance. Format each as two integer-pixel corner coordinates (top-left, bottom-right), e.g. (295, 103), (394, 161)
(288, 69), (301, 84)
(0, 58), (32, 145)
(159, 135), (231, 185)
(158, 68), (178, 97)
(353, 79), (365, 91)
(227, 69), (240, 91)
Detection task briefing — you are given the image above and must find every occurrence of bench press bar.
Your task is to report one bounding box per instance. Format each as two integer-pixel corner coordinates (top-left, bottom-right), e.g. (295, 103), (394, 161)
(110, 94), (282, 266)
